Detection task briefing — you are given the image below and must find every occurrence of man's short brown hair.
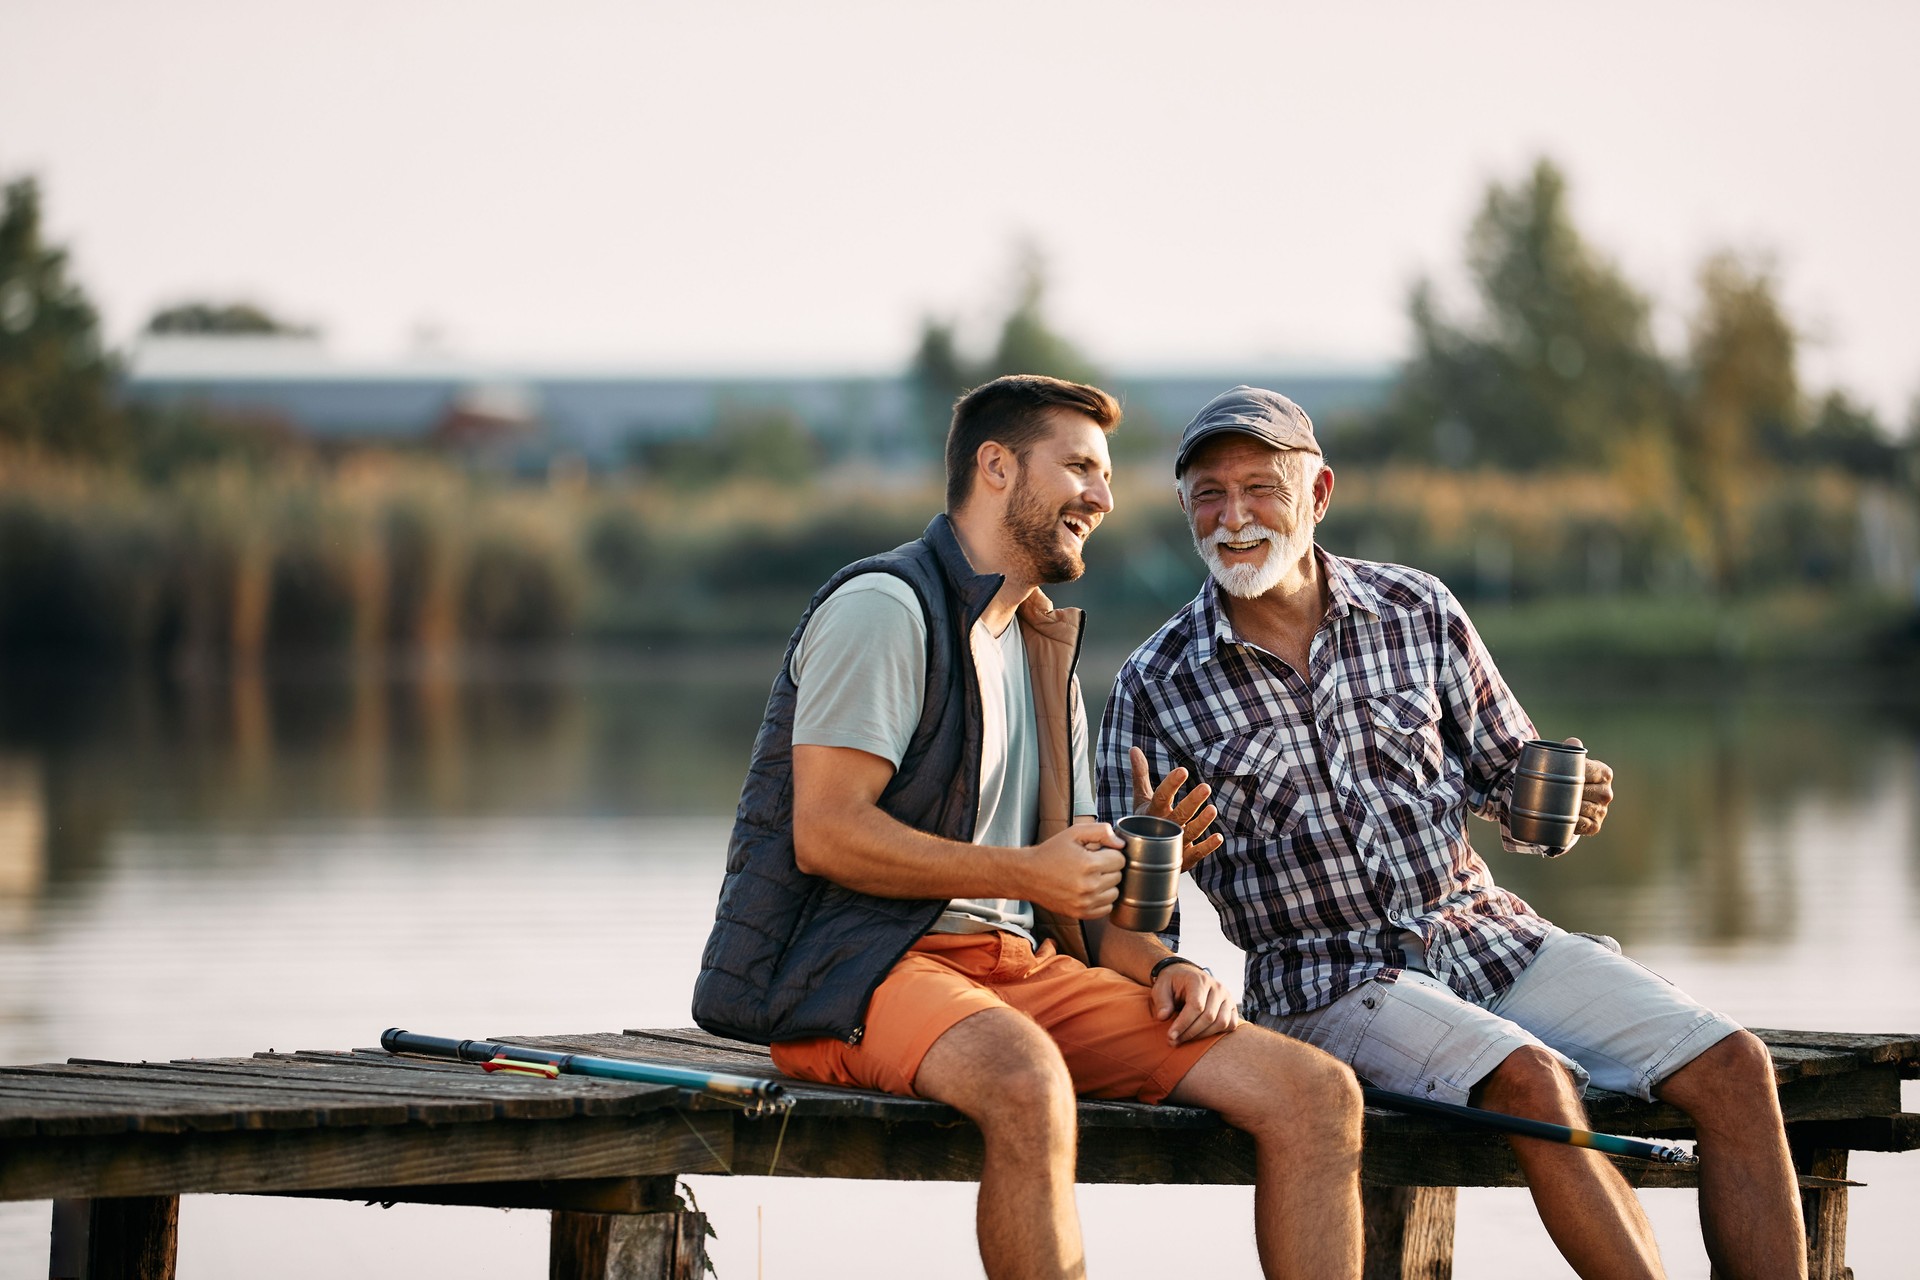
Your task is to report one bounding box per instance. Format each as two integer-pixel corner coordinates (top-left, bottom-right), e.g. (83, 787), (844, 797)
(944, 374), (1122, 512)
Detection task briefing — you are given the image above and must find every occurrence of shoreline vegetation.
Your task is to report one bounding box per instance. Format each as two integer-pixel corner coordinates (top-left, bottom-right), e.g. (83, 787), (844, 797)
(2, 158), (1916, 681)
(1, 449), (1914, 679)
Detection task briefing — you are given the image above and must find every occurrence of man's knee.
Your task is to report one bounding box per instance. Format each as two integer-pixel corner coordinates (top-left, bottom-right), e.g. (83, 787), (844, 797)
(916, 1009), (1075, 1131)
(1191, 1027), (1363, 1141)
(1659, 1030), (1778, 1117)
(1477, 1044), (1583, 1117)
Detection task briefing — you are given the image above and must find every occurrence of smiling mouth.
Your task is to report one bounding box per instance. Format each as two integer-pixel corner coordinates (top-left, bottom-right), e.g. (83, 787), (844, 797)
(1219, 539), (1267, 553)
(1061, 514), (1095, 542)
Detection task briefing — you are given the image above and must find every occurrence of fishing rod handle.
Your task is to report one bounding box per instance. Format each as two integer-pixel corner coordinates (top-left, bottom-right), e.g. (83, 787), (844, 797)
(381, 1028), (526, 1065)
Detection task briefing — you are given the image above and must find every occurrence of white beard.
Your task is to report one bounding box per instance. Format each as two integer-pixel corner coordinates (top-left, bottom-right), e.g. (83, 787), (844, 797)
(1196, 519), (1314, 600)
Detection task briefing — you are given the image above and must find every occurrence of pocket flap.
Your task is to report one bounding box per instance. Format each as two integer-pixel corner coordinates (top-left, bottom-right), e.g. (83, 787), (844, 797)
(1367, 686), (1439, 734)
(1194, 724), (1288, 778)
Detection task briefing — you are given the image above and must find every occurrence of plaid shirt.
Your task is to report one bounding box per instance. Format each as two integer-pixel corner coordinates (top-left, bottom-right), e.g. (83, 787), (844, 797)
(1096, 549), (1563, 1018)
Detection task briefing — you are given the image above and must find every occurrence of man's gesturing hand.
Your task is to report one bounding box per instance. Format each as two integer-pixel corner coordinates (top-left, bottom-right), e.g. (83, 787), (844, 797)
(1564, 737), (1615, 837)
(1152, 962), (1239, 1045)
(1129, 746), (1223, 871)
(1026, 821), (1126, 919)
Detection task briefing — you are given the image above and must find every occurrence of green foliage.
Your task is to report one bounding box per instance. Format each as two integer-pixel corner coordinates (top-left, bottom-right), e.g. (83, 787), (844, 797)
(0, 486), (167, 655)
(462, 532), (579, 644)
(130, 402), (306, 482)
(908, 319), (971, 448)
(145, 299), (315, 336)
(1789, 391), (1902, 479)
(631, 403), (821, 489)
(907, 244), (1105, 452)
(1673, 251), (1802, 587)
(980, 244), (1103, 387)
(1358, 160), (1669, 470)
(0, 176), (126, 460)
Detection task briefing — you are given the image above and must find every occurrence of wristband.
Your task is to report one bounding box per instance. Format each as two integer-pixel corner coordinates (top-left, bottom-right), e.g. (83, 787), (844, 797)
(1149, 955), (1206, 982)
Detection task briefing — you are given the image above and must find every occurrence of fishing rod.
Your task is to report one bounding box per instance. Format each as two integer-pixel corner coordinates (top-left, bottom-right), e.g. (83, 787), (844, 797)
(1363, 1086), (1696, 1165)
(381, 1028), (791, 1113)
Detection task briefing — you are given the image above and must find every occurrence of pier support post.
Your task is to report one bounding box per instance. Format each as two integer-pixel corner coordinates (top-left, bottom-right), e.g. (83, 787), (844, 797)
(1791, 1143), (1853, 1280)
(48, 1196), (179, 1280)
(550, 1177), (709, 1280)
(1362, 1184), (1455, 1280)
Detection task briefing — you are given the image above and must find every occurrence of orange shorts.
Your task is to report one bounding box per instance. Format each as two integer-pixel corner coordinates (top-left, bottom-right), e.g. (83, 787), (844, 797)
(770, 930), (1224, 1103)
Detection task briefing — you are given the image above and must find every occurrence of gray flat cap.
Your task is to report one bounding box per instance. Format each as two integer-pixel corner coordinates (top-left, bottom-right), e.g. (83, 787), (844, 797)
(1174, 385), (1321, 474)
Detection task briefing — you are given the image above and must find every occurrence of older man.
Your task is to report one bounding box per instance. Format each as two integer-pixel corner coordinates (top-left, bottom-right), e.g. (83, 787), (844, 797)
(1097, 385), (1805, 1279)
(696, 375), (1363, 1280)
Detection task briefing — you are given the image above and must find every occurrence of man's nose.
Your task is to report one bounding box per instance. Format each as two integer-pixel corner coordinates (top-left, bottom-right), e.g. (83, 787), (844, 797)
(1221, 488), (1253, 529)
(1087, 475), (1115, 514)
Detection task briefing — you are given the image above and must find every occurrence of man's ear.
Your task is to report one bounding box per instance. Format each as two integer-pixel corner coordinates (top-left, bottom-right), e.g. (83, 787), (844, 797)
(975, 440), (1017, 496)
(1174, 479), (1190, 516)
(1311, 465), (1335, 522)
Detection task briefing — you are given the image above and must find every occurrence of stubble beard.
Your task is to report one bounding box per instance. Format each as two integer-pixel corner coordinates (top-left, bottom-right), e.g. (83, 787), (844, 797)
(1196, 518), (1314, 600)
(1005, 472), (1089, 585)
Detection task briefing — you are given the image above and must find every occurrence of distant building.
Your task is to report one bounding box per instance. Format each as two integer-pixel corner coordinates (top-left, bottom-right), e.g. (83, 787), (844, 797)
(123, 336), (1391, 469)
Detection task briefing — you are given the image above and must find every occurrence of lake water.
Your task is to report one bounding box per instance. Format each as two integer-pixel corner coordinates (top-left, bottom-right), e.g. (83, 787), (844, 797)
(0, 654), (1914, 1278)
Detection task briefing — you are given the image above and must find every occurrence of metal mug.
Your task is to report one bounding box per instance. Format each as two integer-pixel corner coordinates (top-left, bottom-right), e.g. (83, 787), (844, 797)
(1509, 739), (1587, 850)
(1108, 813), (1182, 933)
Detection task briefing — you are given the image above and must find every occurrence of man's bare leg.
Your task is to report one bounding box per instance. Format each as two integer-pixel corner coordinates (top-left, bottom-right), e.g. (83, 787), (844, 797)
(1475, 1046), (1664, 1280)
(1166, 1025), (1364, 1280)
(1655, 1031), (1806, 1279)
(913, 1007), (1084, 1280)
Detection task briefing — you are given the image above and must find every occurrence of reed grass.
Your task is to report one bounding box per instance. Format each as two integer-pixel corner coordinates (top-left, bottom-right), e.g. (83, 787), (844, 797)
(0, 448), (1907, 664)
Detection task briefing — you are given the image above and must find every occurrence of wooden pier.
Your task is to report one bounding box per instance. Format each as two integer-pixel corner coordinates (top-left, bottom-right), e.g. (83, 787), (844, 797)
(4, 1027), (1915, 1280)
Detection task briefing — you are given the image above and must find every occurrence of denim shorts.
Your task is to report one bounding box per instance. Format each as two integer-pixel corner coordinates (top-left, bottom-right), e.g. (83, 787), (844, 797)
(1252, 930), (1742, 1104)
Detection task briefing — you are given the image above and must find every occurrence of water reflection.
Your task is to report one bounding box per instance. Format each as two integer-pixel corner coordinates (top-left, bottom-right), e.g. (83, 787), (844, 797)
(1480, 677), (1920, 954)
(2, 657), (1917, 951)
(0, 657), (1915, 1280)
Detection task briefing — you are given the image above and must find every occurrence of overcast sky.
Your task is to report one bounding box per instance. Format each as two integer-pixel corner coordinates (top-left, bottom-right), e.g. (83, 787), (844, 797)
(4, 0), (1915, 422)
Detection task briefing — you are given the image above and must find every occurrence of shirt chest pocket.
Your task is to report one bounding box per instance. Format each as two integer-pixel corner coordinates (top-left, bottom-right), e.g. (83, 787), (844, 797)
(1359, 686), (1445, 794)
(1193, 726), (1304, 841)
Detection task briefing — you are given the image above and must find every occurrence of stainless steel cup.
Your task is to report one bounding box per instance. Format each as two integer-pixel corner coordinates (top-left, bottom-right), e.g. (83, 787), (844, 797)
(1509, 739), (1587, 850)
(1109, 813), (1182, 933)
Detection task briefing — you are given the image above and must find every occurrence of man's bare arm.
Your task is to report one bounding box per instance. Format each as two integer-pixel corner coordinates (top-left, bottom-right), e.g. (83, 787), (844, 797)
(1093, 911), (1239, 1045)
(792, 743), (1125, 919)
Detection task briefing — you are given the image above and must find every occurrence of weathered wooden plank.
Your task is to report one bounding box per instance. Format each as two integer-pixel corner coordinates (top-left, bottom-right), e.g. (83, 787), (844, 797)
(0, 1086), (263, 1137)
(1786, 1112), (1920, 1153)
(1362, 1185), (1455, 1280)
(160, 1057), (680, 1117)
(57, 1062), (572, 1122)
(0, 1111), (734, 1203)
(716, 1107), (1696, 1190)
(3, 1106), (225, 1140)
(1, 1067), (411, 1130)
(1750, 1028), (1920, 1065)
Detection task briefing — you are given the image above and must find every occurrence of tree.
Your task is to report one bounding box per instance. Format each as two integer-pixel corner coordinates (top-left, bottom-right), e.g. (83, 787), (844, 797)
(146, 300), (315, 336)
(1677, 252), (1801, 588)
(1794, 391), (1900, 479)
(0, 176), (124, 458)
(906, 243), (1104, 453)
(907, 317), (970, 450)
(1363, 159), (1670, 470)
(980, 243), (1102, 387)
(631, 403), (821, 489)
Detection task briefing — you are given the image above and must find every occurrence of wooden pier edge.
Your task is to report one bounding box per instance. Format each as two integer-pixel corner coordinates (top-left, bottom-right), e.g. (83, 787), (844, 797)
(7, 1026), (1912, 1280)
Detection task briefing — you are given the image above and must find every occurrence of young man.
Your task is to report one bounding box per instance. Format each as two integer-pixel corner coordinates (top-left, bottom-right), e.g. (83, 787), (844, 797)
(1096, 385), (1806, 1280)
(695, 375), (1363, 1280)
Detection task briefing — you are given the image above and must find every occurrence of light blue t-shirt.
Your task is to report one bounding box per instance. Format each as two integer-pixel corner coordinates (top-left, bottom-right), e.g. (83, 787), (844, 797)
(790, 573), (1093, 941)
